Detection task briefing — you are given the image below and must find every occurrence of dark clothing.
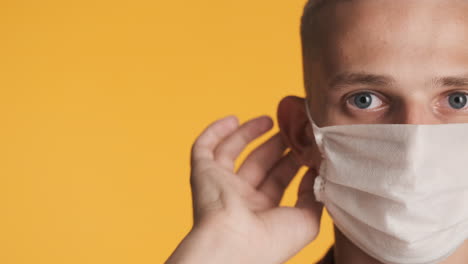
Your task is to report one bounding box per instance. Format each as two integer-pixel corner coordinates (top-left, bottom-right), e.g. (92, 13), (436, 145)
(315, 246), (334, 264)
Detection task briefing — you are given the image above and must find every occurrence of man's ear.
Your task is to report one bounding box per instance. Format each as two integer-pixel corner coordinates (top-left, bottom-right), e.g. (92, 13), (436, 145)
(277, 95), (322, 168)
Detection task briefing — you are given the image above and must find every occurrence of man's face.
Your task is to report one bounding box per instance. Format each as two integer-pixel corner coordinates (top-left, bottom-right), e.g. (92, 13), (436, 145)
(278, 1), (468, 259)
(305, 0), (468, 127)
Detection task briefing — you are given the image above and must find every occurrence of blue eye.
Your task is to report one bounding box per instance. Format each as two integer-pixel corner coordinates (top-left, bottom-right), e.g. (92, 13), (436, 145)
(448, 92), (468, 109)
(349, 92), (383, 110)
(354, 92), (372, 109)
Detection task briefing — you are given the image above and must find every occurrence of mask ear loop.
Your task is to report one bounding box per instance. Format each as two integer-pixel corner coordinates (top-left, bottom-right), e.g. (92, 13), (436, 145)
(304, 97), (326, 203)
(304, 97), (323, 147)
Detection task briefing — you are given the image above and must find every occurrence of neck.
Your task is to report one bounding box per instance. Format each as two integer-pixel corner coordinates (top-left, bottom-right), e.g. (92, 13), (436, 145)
(333, 225), (468, 264)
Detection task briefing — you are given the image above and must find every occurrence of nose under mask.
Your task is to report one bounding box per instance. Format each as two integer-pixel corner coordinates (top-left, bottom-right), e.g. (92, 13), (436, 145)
(304, 98), (468, 264)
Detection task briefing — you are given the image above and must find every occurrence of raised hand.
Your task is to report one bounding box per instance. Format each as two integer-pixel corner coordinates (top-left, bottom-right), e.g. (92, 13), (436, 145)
(166, 115), (323, 264)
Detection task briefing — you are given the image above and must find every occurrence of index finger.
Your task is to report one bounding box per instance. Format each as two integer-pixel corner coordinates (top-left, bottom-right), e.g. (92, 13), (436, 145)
(190, 115), (239, 165)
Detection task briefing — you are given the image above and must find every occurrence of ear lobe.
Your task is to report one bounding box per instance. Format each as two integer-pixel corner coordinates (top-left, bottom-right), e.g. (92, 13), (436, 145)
(277, 96), (320, 167)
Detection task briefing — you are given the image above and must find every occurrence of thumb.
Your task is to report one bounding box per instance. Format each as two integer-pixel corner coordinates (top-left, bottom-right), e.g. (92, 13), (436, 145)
(255, 169), (324, 262)
(295, 168), (324, 238)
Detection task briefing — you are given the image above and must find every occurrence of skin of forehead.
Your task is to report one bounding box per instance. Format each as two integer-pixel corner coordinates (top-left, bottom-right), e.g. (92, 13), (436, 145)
(300, 0), (468, 97)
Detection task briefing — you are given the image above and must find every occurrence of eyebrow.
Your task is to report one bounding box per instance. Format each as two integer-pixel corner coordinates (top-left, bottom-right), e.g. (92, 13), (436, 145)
(433, 75), (468, 87)
(328, 72), (396, 91)
(328, 71), (468, 91)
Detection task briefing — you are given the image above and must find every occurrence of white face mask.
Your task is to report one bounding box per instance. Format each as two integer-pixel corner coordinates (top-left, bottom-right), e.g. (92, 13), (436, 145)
(304, 98), (468, 264)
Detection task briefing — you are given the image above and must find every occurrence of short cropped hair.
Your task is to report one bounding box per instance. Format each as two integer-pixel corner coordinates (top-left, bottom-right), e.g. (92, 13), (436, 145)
(300, 0), (328, 97)
(300, 0), (349, 61)
(300, 0), (343, 96)
(301, 0), (328, 33)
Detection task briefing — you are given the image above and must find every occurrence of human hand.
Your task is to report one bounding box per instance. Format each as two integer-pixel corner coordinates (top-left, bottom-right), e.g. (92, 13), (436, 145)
(166, 115), (323, 264)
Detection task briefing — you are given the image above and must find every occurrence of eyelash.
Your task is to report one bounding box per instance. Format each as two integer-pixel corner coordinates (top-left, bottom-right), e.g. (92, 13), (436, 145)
(440, 90), (468, 111)
(345, 90), (387, 111)
(344, 90), (468, 112)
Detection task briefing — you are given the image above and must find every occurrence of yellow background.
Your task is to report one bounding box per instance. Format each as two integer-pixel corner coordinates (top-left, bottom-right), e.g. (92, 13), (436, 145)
(0, 1), (334, 263)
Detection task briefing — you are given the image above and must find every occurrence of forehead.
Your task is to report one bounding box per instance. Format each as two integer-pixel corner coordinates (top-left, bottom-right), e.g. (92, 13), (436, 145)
(318, 0), (468, 80)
